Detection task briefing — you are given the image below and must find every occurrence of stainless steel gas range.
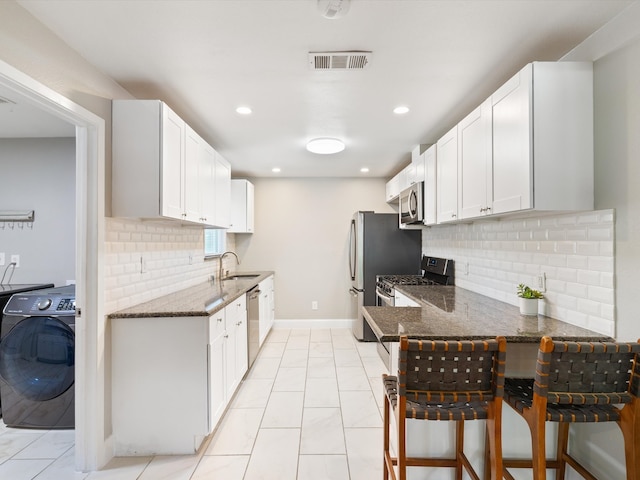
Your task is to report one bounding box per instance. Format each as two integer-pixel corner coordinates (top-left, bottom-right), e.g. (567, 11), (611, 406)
(376, 256), (454, 306)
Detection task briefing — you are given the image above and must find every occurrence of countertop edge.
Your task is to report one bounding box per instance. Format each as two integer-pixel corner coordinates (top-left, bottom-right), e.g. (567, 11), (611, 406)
(108, 271), (274, 319)
(364, 285), (613, 344)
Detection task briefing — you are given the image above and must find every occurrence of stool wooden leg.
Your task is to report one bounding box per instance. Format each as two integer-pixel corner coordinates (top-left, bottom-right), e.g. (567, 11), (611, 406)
(528, 416), (548, 480)
(455, 421), (464, 480)
(555, 423), (569, 480)
(383, 394), (390, 480)
(619, 400), (640, 480)
(486, 402), (503, 480)
(398, 397), (407, 480)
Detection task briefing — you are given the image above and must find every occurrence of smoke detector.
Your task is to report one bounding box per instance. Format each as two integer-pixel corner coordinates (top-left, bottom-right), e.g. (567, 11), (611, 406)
(317, 0), (351, 19)
(308, 51), (372, 70)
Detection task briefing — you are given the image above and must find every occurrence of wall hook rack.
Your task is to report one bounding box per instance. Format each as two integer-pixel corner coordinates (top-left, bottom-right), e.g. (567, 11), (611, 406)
(0, 210), (35, 222)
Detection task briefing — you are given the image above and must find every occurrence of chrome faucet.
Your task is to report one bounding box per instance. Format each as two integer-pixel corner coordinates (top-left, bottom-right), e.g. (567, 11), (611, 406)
(218, 251), (240, 283)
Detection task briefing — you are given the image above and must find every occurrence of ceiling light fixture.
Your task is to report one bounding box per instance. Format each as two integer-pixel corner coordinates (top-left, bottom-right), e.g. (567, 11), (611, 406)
(360, 167), (370, 173)
(272, 167), (281, 173)
(306, 137), (345, 155)
(236, 106), (252, 115)
(393, 106), (410, 115)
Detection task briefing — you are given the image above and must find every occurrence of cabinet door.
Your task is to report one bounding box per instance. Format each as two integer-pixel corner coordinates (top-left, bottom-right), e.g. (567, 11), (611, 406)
(214, 153), (231, 228)
(436, 125), (459, 223)
(424, 145), (437, 225)
(161, 105), (185, 220)
(386, 174), (400, 202)
(208, 334), (226, 431)
(459, 100), (492, 220)
(246, 181), (255, 233)
(491, 64), (533, 214)
(258, 276), (274, 346)
(233, 298), (248, 384)
(184, 126), (202, 223)
(199, 143), (216, 224)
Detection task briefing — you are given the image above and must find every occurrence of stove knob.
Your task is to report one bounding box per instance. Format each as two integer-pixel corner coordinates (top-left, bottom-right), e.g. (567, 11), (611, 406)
(37, 298), (52, 310)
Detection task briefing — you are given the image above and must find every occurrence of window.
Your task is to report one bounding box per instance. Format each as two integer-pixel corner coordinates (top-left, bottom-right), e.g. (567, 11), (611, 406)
(204, 229), (226, 257)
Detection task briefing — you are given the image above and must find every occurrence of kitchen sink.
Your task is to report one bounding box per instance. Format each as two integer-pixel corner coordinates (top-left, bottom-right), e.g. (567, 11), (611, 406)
(223, 274), (260, 281)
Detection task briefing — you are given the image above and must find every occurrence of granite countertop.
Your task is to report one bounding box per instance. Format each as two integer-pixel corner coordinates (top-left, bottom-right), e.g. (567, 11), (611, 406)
(109, 271), (274, 319)
(364, 285), (613, 343)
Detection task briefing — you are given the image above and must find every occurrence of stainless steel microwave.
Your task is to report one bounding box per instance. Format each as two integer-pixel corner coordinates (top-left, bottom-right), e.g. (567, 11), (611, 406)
(399, 182), (424, 225)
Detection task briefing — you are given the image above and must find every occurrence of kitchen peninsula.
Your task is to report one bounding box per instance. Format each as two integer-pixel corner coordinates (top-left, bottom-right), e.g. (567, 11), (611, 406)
(364, 285), (612, 375)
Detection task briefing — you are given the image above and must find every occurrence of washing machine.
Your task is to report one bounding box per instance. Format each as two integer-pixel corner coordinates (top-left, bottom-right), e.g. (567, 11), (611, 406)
(0, 285), (75, 429)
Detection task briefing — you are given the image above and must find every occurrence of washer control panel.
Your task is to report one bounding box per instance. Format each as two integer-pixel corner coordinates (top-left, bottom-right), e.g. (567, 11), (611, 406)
(2, 285), (76, 316)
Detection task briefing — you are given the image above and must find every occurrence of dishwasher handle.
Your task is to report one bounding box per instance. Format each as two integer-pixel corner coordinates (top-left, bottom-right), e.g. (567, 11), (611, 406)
(248, 287), (262, 300)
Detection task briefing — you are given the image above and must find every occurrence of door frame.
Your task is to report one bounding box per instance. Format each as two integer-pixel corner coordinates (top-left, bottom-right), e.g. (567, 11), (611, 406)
(0, 59), (107, 471)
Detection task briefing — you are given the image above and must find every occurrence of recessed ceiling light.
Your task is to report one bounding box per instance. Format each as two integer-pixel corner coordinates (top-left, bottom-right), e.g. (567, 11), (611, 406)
(306, 137), (345, 154)
(360, 167), (370, 173)
(393, 106), (410, 115)
(272, 167), (281, 173)
(236, 106), (252, 115)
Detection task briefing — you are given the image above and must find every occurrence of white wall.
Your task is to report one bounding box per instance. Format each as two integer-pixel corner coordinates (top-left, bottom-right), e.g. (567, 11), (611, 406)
(0, 137), (76, 286)
(235, 177), (394, 320)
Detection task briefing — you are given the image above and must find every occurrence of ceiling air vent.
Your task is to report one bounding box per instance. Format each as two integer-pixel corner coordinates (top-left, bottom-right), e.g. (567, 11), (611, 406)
(308, 51), (372, 70)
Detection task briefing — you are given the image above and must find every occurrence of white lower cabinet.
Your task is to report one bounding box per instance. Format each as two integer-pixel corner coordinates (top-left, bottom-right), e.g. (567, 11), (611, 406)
(394, 290), (419, 307)
(258, 275), (275, 346)
(112, 295), (248, 456)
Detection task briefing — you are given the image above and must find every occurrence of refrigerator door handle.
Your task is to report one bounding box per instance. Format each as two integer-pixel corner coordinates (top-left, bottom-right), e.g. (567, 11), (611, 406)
(349, 219), (356, 281)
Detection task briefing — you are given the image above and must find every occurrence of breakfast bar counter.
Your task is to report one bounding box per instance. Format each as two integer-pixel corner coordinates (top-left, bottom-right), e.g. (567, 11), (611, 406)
(363, 285), (612, 344)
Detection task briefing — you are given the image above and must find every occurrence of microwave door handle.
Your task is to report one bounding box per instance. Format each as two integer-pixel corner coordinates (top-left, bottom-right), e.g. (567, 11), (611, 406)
(349, 219), (356, 281)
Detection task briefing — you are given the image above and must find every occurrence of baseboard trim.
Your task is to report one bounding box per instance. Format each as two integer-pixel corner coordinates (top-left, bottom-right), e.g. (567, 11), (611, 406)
(272, 318), (353, 329)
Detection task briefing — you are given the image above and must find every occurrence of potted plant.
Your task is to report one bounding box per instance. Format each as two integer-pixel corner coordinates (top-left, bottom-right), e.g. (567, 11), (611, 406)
(517, 283), (543, 316)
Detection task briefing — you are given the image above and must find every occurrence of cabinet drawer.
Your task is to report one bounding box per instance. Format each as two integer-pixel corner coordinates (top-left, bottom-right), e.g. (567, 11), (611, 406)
(209, 311), (226, 342)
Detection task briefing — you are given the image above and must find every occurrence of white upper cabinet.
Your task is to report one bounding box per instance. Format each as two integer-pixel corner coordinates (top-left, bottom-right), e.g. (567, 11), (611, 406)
(229, 179), (254, 233)
(491, 62), (593, 215)
(160, 106), (186, 220)
(423, 144), (437, 226)
(214, 152), (231, 229)
(433, 61), (593, 224)
(386, 145), (428, 203)
(459, 100), (492, 220)
(436, 125), (459, 223)
(112, 99), (230, 227)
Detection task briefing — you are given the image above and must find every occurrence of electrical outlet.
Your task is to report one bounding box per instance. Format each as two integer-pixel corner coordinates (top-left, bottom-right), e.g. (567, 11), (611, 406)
(536, 272), (546, 292)
(0, 253), (4, 266)
(311, 301), (318, 310)
(10, 254), (19, 268)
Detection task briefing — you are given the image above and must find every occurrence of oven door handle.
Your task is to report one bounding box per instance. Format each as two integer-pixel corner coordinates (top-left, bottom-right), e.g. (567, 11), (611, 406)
(375, 288), (394, 304)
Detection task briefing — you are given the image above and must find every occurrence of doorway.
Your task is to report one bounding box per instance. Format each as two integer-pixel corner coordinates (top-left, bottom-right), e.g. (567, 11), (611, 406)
(0, 59), (106, 472)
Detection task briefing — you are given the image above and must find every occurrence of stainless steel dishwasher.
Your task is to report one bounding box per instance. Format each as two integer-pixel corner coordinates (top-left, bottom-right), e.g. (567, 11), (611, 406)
(247, 285), (261, 368)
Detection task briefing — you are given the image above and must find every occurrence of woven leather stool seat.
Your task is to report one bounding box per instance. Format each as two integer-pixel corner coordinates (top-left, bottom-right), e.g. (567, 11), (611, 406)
(383, 336), (506, 480)
(504, 377), (624, 423)
(501, 336), (640, 480)
(385, 374), (493, 421)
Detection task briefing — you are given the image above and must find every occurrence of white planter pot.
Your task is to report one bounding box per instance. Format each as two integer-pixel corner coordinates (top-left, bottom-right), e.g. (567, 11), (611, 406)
(519, 298), (539, 316)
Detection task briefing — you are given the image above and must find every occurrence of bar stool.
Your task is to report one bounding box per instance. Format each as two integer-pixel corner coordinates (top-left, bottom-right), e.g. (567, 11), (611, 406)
(502, 336), (640, 480)
(383, 336), (507, 480)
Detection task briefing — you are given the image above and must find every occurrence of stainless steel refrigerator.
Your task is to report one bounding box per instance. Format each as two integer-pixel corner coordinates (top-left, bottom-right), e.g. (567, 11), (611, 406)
(348, 211), (421, 341)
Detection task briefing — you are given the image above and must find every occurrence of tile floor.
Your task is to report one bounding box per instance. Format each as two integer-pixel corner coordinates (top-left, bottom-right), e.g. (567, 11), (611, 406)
(0, 328), (389, 479)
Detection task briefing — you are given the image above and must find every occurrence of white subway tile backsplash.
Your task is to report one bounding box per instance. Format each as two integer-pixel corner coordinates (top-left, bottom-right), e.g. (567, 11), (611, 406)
(423, 209), (615, 336)
(104, 218), (236, 313)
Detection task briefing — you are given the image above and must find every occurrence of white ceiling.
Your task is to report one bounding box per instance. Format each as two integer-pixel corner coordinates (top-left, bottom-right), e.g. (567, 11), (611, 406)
(11, 0), (634, 177)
